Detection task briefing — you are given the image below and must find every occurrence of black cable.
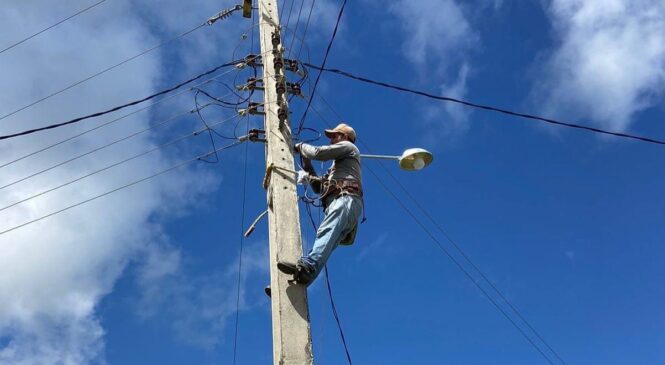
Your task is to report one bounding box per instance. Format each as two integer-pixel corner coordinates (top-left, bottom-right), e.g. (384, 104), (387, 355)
(304, 63), (665, 147)
(296, 0), (317, 62)
(0, 104), (216, 191)
(284, 0), (298, 33)
(304, 96), (560, 364)
(0, 59), (242, 141)
(0, 22), (207, 123)
(0, 66), (241, 170)
(296, 0), (348, 134)
(0, 0), (108, 55)
(378, 162), (568, 365)
(232, 116), (250, 365)
(287, 0), (306, 58)
(0, 140), (243, 237)
(193, 93), (221, 163)
(365, 166), (556, 364)
(0, 114), (241, 213)
(324, 267), (353, 365)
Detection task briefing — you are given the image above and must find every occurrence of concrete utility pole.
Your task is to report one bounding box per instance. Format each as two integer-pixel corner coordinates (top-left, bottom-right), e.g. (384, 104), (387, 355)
(257, 0), (314, 363)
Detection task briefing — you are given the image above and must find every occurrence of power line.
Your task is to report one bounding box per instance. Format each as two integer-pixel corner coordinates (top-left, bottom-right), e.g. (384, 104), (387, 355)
(363, 165), (557, 364)
(287, 0), (306, 59)
(0, 59), (243, 141)
(376, 161), (568, 365)
(0, 21), (207, 123)
(0, 100), (232, 191)
(296, 0), (348, 134)
(0, 66), (242, 171)
(303, 95), (561, 364)
(304, 63), (665, 147)
(0, 114), (241, 213)
(323, 267), (353, 365)
(0, 141), (242, 237)
(232, 112), (251, 365)
(0, 0), (108, 55)
(296, 0), (317, 61)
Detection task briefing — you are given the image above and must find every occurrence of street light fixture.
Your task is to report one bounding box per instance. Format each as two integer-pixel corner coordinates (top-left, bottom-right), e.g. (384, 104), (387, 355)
(361, 148), (434, 171)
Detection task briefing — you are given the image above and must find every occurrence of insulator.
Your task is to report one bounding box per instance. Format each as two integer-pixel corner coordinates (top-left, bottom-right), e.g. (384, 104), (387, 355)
(278, 107), (288, 122)
(286, 59), (299, 72)
(244, 54), (260, 67)
(271, 31), (281, 47)
(290, 83), (302, 96)
(273, 57), (284, 71)
(276, 82), (286, 95)
(247, 77), (257, 90)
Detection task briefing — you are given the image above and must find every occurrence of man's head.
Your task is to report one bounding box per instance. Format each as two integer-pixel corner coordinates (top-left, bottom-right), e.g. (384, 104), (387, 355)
(324, 123), (356, 144)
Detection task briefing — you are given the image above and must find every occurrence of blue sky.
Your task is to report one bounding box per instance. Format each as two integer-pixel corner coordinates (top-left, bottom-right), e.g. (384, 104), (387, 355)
(1, 0), (664, 364)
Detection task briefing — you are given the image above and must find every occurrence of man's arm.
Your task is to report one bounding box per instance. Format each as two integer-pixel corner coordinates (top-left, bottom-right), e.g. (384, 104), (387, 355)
(297, 142), (354, 161)
(300, 156), (322, 194)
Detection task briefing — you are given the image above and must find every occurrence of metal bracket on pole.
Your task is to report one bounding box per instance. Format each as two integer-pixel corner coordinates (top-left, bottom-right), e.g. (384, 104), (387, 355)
(239, 128), (266, 143)
(235, 54), (263, 69)
(238, 102), (266, 116)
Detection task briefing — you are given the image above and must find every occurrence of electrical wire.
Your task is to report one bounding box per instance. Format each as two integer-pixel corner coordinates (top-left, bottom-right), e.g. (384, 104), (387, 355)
(0, 65), (241, 171)
(286, 0), (306, 59)
(324, 267), (353, 365)
(296, 0), (348, 134)
(0, 59), (243, 141)
(304, 63), (665, 147)
(376, 159), (569, 365)
(0, 140), (243, 237)
(296, 0), (317, 62)
(0, 114), (241, 213)
(0, 22), (208, 123)
(283, 0), (298, 33)
(0, 0), (108, 55)
(304, 95), (562, 364)
(232, 111), (251, 365)
(0, 103), (220, 191)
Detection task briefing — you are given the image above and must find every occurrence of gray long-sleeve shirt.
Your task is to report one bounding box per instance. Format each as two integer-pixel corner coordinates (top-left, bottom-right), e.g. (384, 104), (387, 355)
(299, 140), (362, 188)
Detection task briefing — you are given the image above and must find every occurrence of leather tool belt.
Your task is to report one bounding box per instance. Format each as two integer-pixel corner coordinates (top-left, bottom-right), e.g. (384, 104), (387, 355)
(321, 179), (363, 202)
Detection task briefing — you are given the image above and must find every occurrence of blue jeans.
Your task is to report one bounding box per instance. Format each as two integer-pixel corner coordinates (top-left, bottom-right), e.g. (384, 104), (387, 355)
(300, 194), (363, 283)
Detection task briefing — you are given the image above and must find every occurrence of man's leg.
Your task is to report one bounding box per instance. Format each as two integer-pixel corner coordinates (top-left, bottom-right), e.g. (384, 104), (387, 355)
(299, 195), (359, 283)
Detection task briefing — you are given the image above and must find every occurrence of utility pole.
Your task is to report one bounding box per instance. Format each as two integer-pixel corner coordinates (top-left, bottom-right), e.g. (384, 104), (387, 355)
(257, 0), (314, 363)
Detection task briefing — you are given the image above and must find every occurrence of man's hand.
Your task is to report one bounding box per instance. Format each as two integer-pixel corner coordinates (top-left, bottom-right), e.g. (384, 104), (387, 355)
(301, 156), (315, 175)
(296, 170), (309, 185)
(293, 142), (303, 153)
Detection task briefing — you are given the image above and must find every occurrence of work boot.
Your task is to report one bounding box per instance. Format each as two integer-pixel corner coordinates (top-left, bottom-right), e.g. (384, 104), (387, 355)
(277, 261), (298, 275)
(295, 265), (315, 285)
(264, 285), (271, 298)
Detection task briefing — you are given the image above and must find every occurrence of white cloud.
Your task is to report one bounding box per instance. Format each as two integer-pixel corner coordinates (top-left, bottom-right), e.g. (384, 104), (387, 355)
(0, 1), (242, 363)
(388, 0), (478, 137)
(536, 0), (665, 131)
(132, 241), (269, 349)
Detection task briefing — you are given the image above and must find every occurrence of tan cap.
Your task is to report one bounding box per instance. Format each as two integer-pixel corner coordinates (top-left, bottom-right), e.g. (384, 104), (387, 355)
(324, 123), (356, 142)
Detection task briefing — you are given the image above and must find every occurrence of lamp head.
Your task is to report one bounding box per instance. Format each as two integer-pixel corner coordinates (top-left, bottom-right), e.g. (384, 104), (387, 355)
(398, 148), (433, 171)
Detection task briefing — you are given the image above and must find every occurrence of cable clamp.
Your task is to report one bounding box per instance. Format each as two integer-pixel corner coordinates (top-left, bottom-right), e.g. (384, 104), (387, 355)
(207, 5), (242, 25)
(235, 54), (263, 69)
(238, 102), (265, 116)
(238, 128), (266, 143)
(236, 77), (262, 91)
